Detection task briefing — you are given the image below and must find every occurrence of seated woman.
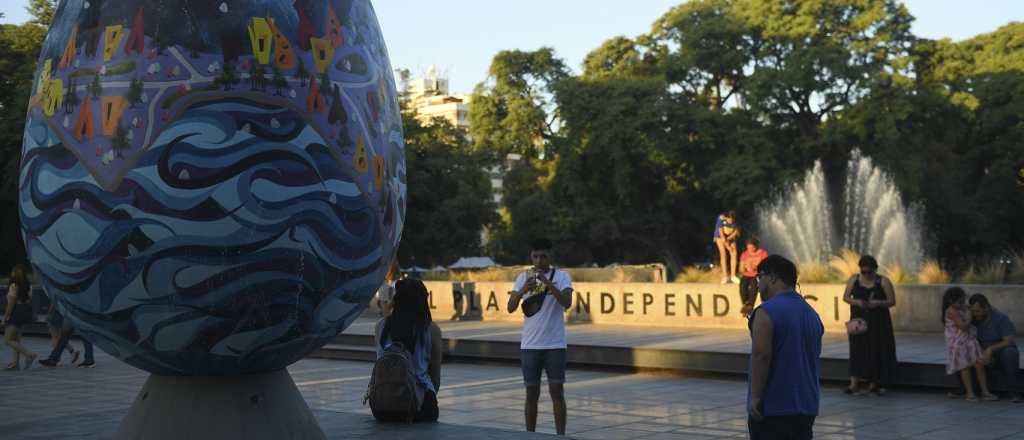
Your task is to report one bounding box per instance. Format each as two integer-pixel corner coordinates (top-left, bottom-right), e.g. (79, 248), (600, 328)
(372, 279), (442, 422)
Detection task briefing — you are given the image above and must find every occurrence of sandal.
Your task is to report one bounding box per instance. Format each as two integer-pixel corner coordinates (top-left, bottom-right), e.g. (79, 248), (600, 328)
(23, 354), (37, 371)
(4, 362), (19, 371)
(966, 394), (978, 402)
(981, 393), (999, 402)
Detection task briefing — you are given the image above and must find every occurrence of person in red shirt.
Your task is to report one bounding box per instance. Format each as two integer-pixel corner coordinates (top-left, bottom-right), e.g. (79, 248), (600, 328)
(739, 238), (769, 318)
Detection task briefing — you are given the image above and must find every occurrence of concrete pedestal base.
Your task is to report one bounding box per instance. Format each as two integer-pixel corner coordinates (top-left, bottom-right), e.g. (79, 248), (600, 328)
(115, 370), (326, 440)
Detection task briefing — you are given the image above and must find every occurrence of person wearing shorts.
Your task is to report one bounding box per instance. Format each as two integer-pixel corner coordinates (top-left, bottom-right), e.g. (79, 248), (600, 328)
(713, 211), (741, 284)
(507, 238), (573, 436)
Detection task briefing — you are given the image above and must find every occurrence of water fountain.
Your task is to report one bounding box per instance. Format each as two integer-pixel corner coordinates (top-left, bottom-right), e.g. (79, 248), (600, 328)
(759, 149), (924, 270)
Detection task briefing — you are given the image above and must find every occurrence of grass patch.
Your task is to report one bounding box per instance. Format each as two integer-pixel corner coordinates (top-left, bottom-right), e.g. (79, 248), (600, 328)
(917, 260), (951, 284)
(160, 84), (220, 109)
(422, 265), (666, 283)
(829, 249), (861, 281)
(674, 266), (720, 283)
(961, 261), (1007, 284)
(798, 262), (838, 284)
(103, 61), (137, 77)
(70, 68), (98, 78)
(882, 264), (915, 284)
(1008, 251), (1024, 285)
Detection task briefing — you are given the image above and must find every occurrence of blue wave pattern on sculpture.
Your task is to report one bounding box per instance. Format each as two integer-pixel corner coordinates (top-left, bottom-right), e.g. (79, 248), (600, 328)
(20, 0), (405, 375)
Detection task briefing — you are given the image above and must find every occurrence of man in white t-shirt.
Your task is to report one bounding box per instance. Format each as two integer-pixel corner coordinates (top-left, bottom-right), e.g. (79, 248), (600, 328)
(507, 238), (573, 436)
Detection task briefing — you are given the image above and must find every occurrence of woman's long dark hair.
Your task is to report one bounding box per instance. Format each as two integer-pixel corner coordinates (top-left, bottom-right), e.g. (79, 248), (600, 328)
(941, 287), (966, 324)
(9, 264), (30, 303)
(381, 279), (432, 354)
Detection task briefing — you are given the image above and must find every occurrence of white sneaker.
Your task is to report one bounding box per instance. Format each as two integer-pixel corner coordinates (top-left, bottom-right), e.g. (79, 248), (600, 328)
(731, 276), (741, 284)
(721, 277), (729, 284)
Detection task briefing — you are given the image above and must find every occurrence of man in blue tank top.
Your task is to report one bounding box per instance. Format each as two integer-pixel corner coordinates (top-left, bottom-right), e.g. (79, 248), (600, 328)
(748, 255), (823, 440)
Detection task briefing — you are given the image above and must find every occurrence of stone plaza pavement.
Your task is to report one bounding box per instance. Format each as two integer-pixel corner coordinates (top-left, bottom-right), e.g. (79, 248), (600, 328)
(1, 337), (1023, 439)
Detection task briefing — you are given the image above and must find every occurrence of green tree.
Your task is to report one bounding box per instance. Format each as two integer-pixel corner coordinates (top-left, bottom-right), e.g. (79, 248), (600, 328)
(272, 66), (287, 96)
(250, 64), (265, 90)
(186, 33), (205, 58)
(63, 78), (79, 113)
(296, 58), (310, 87)
(125, 78), (144, 108)
(25, 0), (57, 27)
(736, 0), (916, 137)
(215, 62), (240, 90)
(319, 71), (331, 93)
(111, 122), (130, 158)
(89, 74), (102, 98)
(327, 84), (347, 125)
(469, 48), (570, 159)
(649, 0), (753, 110)
(0, 22), (46, 201)
(398, 111), (498, 268)
(582, 36), (660, 79)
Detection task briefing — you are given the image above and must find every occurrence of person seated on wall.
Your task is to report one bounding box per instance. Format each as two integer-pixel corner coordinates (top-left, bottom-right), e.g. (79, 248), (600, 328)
(368, 279), (443, 422)
(713, 211), (742, 285)
(969, 294), (1022, 403)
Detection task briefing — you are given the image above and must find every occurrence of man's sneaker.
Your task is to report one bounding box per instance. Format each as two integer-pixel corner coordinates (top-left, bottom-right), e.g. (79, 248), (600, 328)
(77, 361), (96, 368)
(38, 359), (59, 368)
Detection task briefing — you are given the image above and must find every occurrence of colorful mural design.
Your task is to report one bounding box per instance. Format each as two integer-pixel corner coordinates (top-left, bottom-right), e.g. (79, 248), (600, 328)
(19, 0), (406, 376)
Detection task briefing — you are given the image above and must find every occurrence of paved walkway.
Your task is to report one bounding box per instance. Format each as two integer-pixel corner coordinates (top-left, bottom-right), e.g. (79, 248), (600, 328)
(3, 337), (1024, 439)
(344, 318), (1022, 367)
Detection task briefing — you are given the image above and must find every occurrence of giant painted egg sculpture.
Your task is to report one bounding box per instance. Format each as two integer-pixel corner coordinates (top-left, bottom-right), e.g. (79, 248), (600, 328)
(19, 0), (405, 375)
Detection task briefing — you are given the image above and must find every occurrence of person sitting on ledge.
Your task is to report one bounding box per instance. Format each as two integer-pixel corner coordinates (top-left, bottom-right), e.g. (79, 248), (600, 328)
(713, 211), (741, 285)
(970, 294), (1022, 403)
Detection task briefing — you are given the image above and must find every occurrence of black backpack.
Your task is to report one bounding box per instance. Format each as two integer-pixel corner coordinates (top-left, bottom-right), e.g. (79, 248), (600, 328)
(364, 342), (423, 423)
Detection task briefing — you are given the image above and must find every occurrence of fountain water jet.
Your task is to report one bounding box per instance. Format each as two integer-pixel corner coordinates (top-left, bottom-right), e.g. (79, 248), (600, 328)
(758, 149), (924, 270)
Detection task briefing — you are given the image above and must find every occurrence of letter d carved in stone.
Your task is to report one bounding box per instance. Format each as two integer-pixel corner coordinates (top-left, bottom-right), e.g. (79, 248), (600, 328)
(600, 292), (615, 314)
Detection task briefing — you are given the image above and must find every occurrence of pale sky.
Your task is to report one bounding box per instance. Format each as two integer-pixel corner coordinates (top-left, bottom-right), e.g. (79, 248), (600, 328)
(2, 1), (1021, 93)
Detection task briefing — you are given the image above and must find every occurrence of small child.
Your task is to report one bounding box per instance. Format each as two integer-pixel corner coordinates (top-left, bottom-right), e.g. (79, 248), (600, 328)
(942, 287), (997, 401)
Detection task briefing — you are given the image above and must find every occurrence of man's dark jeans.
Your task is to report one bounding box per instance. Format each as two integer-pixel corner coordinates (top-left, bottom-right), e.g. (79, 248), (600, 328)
(749, 415), (815, 440)
(956, 344), (1020, 395)
(47, 320), (94, 364)
(983, 344), (1020, 393)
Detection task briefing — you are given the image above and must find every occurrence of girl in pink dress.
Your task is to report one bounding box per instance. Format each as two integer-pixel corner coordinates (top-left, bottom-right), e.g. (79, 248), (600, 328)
(943, 287), (997, 401)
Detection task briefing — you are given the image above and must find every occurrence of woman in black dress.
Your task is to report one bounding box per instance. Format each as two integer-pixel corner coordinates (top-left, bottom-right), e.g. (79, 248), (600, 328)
(843, 255), (898, 395)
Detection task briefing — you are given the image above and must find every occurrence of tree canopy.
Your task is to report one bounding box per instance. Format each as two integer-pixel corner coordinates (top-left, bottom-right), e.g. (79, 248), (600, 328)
(472, 1), (1024, 273)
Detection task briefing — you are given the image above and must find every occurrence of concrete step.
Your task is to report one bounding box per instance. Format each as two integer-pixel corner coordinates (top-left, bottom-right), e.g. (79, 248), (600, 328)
(309, 344), (376, 362)
(331, 333), (373, 347)
(22, 318), (1004, 391)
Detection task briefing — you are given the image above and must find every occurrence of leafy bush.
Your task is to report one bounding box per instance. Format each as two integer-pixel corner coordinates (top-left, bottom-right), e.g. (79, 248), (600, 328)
(961, 261), (1007, 284)
(674, 266), (720, 283)
(917, 260), (951, 284)
(882, 264), (915, 284)
(829, 249), (861, 281)
(1008, 251), (1024, 285)
(798, 262), (838, 284)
